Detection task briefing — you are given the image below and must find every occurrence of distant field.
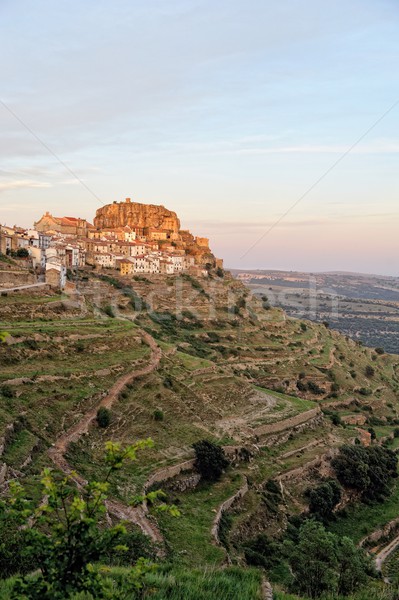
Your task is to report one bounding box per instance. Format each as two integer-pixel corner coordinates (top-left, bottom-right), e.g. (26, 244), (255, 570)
(231, 269), (399, 354)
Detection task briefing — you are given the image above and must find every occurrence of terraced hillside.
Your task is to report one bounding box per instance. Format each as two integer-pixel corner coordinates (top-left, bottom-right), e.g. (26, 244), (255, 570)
(1, 270), (399, 598)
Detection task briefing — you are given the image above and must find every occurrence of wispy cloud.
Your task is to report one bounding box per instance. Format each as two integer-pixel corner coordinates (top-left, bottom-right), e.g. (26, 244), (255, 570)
(0, 180), (51, 193)
(235, 142), (399, 155)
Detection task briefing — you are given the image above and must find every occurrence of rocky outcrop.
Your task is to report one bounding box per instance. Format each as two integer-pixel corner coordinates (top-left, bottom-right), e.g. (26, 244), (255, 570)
(93, 199), (216, 266)
(94, 199), (180, 233)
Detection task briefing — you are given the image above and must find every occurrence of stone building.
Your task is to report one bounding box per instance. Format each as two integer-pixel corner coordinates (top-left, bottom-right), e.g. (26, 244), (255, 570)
(35, 212), (94, 236)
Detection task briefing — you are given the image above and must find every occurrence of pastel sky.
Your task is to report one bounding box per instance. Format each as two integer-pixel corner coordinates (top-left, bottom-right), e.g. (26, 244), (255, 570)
(1, 0), (398, 275)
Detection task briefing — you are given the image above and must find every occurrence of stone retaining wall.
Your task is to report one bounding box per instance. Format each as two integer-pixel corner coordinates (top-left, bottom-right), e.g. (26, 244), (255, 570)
(254, 407), (321, 437)
(211, 478), (249, 545)
(144, 459), (195, 492)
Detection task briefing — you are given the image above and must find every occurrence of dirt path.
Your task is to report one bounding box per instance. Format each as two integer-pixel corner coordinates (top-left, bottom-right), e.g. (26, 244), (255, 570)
(48, 329), (163, 544)
(375, 534), (399, 579)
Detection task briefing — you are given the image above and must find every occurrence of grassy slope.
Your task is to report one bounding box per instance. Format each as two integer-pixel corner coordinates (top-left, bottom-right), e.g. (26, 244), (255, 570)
(1, 273), (399, 592)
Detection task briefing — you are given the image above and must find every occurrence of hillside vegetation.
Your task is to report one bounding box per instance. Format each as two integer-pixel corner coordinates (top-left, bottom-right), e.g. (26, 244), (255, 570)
(1, 269), (399, 598)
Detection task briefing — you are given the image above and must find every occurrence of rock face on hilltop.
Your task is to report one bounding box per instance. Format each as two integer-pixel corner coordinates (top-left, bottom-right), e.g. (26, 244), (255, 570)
(94, 199), (180, 233)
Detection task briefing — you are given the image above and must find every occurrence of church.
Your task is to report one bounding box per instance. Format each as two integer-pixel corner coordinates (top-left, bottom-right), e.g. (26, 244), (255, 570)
(34, 212), (94, 236)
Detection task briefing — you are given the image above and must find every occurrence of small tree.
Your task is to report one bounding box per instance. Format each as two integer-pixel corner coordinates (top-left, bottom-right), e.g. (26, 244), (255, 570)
(103, 304), (115, 318)
(2, 440), (178, 599)
(285, 519), (371, 598)
(153, 409), (164, 421)
(96, 406), (111, 428)
(365, 365), (375, 378)
(16, 248), (29, 258)
(307, 480), (342, 522)
(193, 440), (229, 481)
(0, 331), (9, 343)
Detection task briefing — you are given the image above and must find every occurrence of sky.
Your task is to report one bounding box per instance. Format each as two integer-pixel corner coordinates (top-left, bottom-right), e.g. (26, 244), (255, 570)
(1, 0), (398, 275)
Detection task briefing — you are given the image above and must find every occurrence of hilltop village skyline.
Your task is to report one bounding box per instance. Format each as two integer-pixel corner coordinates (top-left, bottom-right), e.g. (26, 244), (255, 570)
(0, 197), (222, 289)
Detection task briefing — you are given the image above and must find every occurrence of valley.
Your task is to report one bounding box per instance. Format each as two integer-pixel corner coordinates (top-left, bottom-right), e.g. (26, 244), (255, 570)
(232, 269), (399, 354)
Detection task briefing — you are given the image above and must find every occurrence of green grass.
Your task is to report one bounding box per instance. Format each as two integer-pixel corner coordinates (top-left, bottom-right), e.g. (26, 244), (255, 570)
(328, 478), (399, 543)
(1, 428), (37, 467)
(143, 566), (262, 599)
(0, 566), (263, 600)
(273, 583), (398, 600)
(157, 475), (244, 567)
(254, 386), (315, 411)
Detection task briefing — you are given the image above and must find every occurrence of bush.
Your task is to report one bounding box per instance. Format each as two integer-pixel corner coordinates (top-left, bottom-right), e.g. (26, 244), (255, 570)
(193, 440), (229, 481)
(243, 534), (281, 569)
(358, 387), (372, 396)
(375, 347), (385, 355)
(0, 385), (13, 398)
(285, 520), (372, 598)
(330, 412), (342, 426)
(74, 341), (85, 353)
(296, 380), (307, 392)
(1, 440), (177, 598)
(365, 365), (375, 378)
(103, 304), (115, 318)
(307, 381), (325, 395)
(16, 248), (29, 258)
(307, 480), (342, 521)
(332, 444), (397, 502)
(96, 407), (111, 428)
(153, 409), (164, 421)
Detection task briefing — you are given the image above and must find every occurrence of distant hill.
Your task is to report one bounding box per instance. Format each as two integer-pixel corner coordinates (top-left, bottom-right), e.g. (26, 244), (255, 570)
(231, 268), (399, 353)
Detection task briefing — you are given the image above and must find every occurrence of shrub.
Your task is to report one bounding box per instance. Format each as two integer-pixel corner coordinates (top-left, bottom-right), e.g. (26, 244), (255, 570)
(307, 381), (325, 395)
(96, 407), (111, 428)
(306, 480), (342, 521)
(16, 248), (29, 258)
(285, 520), (372, 598)
(365, 365), (375, 378)
(0, 385), (13, 398)
(153, 409), (164, 421)
(243, 534), (281, 569)
(75, 341), (85, 353)
(296, 380), (307, 392)
(193, 440), (229, 481)
(332, 444), (397, 502)
(330, 412), (342, 426)
(358, 387), (372, 396)
(103, 304), (115, 318)
(163, 377), (173, 389)
(1, 440), (178, 598)
(236, 297), (246, 310)
(375, 347), (385, 355)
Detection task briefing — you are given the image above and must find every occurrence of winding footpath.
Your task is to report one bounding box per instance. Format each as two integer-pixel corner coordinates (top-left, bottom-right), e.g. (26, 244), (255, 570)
(374, 533), (399, 582)
(48, 329), (163, 544)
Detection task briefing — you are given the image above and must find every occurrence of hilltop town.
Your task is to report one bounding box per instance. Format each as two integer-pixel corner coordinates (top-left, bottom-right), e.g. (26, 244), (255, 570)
(0, 198), (222, 290)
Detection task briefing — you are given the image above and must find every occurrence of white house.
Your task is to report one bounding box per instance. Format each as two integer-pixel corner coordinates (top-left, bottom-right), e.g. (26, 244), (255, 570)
(93, 252), (116, 268)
